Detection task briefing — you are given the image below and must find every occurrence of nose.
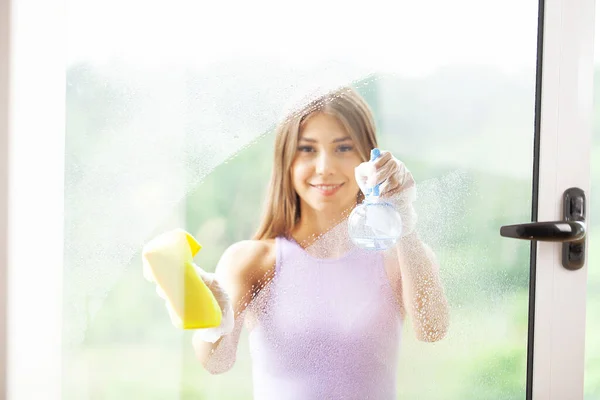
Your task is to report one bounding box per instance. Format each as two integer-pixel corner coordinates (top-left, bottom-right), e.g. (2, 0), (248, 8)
(315, 151), (336, 176)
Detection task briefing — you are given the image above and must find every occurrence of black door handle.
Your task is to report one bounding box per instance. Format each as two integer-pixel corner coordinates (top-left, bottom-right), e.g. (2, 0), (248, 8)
(499, 187), (586, 270)
(500, 220), (585, 242)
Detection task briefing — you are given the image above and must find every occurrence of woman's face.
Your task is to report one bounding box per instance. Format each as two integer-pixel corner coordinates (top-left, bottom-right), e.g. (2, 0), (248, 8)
(291, 112), (363, 216)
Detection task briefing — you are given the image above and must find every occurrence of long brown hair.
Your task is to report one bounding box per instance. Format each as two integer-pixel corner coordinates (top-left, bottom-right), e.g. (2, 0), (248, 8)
(253, 86), (378, 240)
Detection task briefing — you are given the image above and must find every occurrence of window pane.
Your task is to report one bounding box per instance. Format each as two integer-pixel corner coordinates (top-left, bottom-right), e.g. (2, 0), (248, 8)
(65, 1), (539, 399)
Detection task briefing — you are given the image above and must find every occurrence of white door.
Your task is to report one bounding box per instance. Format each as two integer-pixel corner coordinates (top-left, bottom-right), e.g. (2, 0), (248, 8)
(525, 0), (594, 398)
(1, 0), (596, 398)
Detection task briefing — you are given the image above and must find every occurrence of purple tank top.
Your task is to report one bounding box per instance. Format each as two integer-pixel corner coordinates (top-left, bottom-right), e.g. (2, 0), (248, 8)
(247, 236), (403, 400)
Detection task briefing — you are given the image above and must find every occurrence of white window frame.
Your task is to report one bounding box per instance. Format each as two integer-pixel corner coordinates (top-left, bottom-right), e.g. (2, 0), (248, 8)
(1, 0), (9, 395)
(2, 0), (65, 398)
(533, 0), (595, 399)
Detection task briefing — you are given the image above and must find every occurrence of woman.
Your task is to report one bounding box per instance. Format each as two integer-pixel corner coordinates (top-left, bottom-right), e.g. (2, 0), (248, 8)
(147, 86), (449, 399)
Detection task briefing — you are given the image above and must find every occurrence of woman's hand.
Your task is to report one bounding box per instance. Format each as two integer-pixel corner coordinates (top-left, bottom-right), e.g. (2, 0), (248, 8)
(191, 266), (235, 343)
(143, 228), (235, 343)
(152, 265), (235, 343)
(354, 150), (415, 197)
(355, 149), (418, 234)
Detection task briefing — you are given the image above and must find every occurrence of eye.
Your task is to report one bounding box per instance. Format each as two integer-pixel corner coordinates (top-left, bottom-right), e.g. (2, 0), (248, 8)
(337, 145), (354, 152)
(297, 145), (315, 152)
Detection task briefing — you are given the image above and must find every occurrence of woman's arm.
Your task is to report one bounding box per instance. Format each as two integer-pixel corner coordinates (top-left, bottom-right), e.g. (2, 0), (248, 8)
(355, 148), (449, 341)
(193, 239), (274, 374)
(390, 232), (449, 342)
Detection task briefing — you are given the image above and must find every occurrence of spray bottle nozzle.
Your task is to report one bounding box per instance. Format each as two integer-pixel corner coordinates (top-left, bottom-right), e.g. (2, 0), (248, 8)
(370, 148), (381, 161)
(368, 148), (381, 198)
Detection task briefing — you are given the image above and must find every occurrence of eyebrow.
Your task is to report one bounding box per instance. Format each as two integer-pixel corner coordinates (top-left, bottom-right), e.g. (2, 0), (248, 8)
(299, 136), (352, 144)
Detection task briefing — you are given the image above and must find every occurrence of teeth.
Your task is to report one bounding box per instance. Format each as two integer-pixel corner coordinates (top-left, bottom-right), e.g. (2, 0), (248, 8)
(313, 184), (340, 190)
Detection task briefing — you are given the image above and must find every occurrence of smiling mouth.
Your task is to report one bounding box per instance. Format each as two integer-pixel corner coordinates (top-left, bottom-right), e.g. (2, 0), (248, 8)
(310, 183), (344, 196)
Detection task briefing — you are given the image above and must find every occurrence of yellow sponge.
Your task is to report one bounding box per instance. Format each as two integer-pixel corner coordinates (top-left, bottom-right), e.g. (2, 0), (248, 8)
(142, 229), (222, 329)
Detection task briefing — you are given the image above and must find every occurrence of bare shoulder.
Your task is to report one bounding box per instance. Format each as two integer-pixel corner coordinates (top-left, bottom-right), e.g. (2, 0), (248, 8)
(216, 239), (276, 290)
